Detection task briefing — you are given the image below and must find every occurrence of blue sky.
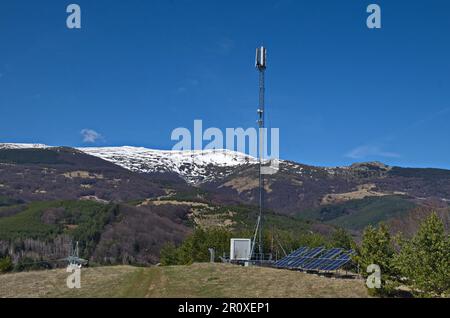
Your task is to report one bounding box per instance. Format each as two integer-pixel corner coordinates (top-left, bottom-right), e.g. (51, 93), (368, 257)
(1, 0), (449, 169)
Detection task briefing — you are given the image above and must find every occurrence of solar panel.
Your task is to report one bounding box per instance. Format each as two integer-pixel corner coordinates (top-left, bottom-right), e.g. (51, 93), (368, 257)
(289, 247), (325, 268)
(321, 259), (350, 271)
(291, 257), (314, 269)
(290, 247), (309, 257)
(283, 258), (299, 268)
(274, 247), (309, 267)
(274, 258), (286, 267)
(318, 250), (355, 271)
(277, 250), (311, 268)
(296, 247), (338, 270)
(279, 249), (309, 267)
(300, 248), (343, 270)
(273, 247), (355, 272)
(274, 250), (297, 267)
(315, 248), (342, 260)
(308, 251), (344, 270)
(301, 247), (324, 258)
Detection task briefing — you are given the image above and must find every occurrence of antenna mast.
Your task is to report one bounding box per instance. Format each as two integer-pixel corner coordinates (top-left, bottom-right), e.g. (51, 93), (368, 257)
(252, 46), (267, 261)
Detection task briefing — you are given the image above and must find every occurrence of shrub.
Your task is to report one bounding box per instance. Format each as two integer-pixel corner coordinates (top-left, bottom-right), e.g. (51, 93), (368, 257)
(0, 256), (13, 273)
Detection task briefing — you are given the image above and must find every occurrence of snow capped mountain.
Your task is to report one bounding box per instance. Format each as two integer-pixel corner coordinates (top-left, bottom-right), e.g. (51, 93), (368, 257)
(0, 143), (257, 184)
(79, 147), (258, 184)
(0, 143), (49, 149)
(0, 143), (393, 184)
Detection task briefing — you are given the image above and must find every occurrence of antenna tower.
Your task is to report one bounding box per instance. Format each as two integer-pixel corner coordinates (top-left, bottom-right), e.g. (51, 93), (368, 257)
(251, 46), (267, 261)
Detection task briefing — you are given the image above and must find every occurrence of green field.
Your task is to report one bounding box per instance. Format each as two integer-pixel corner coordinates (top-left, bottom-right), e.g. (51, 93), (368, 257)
(0, 263), (369, 298)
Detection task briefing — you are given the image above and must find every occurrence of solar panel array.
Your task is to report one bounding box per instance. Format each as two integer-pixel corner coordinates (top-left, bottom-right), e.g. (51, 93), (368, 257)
(274, 247), (355, 271)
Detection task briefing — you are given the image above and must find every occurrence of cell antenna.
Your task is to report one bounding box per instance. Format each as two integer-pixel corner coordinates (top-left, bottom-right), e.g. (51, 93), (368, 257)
(251, 46), (267, 262)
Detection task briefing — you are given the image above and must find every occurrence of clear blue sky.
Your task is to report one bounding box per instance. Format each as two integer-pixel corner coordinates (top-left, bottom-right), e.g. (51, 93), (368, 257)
(1, 0), (449, 169)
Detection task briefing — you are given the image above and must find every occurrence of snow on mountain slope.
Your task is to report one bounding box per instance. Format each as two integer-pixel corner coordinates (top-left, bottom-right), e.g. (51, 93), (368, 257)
(79, 147), (258, 184)
(0, 143), (49, 149)
(0, 143), (257, 184)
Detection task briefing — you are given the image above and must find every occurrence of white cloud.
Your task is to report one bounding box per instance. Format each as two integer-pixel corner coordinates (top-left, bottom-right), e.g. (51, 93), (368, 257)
(345, 145), (400, 160)
(80, 129), (103, 143)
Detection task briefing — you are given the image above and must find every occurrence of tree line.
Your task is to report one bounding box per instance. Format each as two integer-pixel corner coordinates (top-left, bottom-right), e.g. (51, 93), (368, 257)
(356, 212), (449, 297)
(160, 213), (449, 298)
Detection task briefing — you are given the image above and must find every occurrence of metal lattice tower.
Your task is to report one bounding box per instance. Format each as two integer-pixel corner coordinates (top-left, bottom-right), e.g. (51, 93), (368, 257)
(251, 46), (267, 261)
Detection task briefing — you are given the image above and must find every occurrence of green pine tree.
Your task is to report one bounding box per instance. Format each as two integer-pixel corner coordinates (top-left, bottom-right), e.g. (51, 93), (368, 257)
(331, 227), (354, 250)
(159, 243), (179, 266)
(394, 213), (450, 297)
(356, 223), (397, 296)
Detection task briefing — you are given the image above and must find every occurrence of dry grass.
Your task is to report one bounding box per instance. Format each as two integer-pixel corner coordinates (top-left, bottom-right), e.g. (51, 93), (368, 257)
(62, 171), (104, 180)
(321, 183), (393, 205)
(138, 200), (209, 207)
(0, 263), (368, 298)
(221, 177), (272, 194)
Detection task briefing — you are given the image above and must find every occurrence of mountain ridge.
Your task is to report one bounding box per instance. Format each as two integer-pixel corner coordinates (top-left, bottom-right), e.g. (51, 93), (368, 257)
(4, 143), (449, 185)
(0, 143), (448, 267)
